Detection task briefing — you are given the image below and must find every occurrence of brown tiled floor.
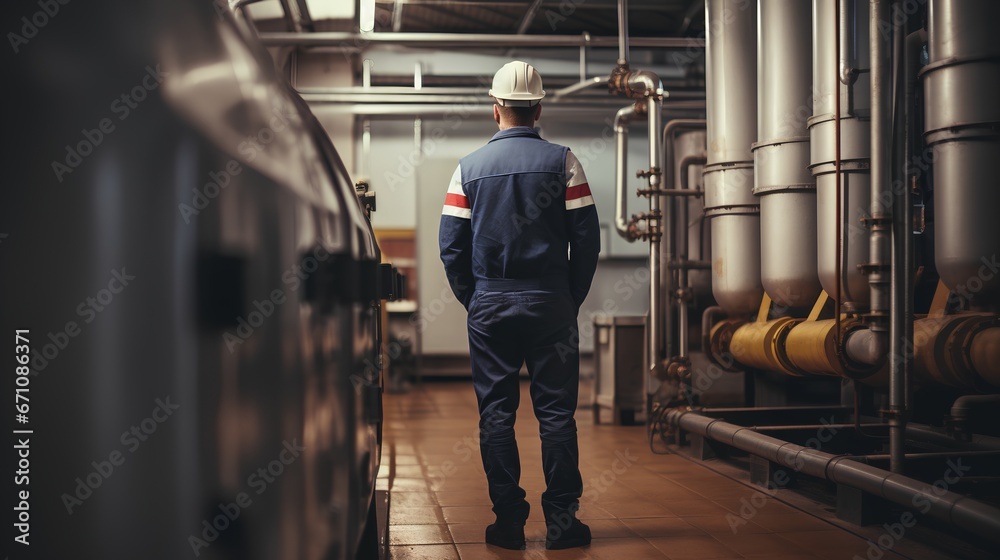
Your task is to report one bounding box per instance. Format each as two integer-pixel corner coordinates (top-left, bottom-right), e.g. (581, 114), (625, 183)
(379, 381), (909, 560)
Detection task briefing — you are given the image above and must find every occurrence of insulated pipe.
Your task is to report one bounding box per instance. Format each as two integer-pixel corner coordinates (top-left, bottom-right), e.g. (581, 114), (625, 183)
(969, 327), (1000, 388)
(614, 104), (639, 240)
(923, 0), (1000, 306)
(704, 0), (762, 317)
(812, 0), (872, 310)
(755, 0), (820, 313)
(665, 408), (1000, 544)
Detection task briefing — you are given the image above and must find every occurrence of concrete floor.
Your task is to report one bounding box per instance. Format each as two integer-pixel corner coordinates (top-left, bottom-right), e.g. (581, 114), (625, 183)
(379, 380), (912, 560)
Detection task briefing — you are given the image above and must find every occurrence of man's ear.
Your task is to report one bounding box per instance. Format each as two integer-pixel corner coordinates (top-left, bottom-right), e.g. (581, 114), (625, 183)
(493, 104), (501, 127)
(534, 104), (542, 122)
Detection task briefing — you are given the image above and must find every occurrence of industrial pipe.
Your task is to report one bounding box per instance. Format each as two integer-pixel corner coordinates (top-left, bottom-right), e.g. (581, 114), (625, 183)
(614, 104), (640, 241)
(922, 0), (1000, 306)
(665, 408), (1000, 544)
(676, 154), (708, 360)
(551, 76), (609, 99)
(617, 0), (629, 66)
(755, 0), (820, 313)
(258, 31), (703, 49)
(969, 327), (1000, 387)
(662, 120), (707, 362)
(838, 0), (859, 85)
(812, 0), (872, 310)
(949, 395), (1000, 438)
(704, 0), (762, 317)
(647, 95), (664, 376)
(889, 0), (913, 475)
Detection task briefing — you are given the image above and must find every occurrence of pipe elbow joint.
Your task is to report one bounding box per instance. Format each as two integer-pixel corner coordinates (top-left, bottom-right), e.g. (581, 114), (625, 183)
(843, 327), (888, 368)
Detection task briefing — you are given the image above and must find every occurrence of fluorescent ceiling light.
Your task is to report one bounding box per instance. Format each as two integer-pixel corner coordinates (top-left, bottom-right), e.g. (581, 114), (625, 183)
(305, 0), (355, 20)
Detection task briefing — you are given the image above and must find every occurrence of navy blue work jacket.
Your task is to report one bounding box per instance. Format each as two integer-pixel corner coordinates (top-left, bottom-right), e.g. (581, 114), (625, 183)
(439, 126), (601, 309)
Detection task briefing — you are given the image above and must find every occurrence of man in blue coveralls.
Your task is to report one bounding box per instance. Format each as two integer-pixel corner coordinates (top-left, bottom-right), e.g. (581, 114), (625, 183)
(439, 61), (601, 550)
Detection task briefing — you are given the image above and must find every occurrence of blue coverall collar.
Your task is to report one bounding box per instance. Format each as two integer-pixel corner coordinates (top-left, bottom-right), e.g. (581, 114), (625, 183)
(489, 126), (542, 143)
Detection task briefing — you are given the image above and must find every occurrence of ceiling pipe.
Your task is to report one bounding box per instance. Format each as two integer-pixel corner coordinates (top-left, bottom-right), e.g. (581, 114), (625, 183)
(677, 0), (705, 35)
(551, 76), (609, 99)
(617, 0), (630, 66)
(304, 101), (705, 116)
(258, 31), (704, 49)
(665, 408), (1000, 545)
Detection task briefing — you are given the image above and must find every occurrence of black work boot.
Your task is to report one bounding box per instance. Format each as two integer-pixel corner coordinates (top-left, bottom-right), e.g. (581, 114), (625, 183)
(545, 517), (591, 550)
(485, 522), (526, 550)
(485, 499), (529, 549)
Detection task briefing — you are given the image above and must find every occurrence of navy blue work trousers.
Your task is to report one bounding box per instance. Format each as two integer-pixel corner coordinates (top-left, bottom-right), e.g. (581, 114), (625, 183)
(466, 279), (583, 524)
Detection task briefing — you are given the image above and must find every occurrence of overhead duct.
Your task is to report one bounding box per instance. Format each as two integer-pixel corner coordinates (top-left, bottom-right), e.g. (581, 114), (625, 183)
(922, 0), (1000, 307)
(703, 0), (763, 317)
(754, 0), (821, 313)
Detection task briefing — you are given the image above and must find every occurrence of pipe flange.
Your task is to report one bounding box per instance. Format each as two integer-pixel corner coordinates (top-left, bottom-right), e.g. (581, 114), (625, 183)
(707, 319), (745, 373)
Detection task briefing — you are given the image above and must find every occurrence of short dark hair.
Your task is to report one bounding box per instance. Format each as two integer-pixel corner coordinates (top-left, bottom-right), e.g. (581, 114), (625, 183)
(496, 104), (538, 127)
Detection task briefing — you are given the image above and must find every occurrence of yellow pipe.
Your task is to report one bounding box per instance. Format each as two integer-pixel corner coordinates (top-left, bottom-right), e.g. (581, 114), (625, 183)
(970, 327), (1000, 388)
(729, 317), (802, 376)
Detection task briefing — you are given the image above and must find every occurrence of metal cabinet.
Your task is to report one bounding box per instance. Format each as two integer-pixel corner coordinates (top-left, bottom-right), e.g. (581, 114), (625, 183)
(592, 316), (647, 425)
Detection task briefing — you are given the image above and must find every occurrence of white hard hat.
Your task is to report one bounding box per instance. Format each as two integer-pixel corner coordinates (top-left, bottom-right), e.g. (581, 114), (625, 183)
(489, 61), (545, 107)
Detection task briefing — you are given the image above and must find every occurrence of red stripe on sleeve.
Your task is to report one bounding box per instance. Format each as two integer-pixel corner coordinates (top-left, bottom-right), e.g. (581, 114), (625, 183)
(444, 193), (470, 208)
(565, 183), (592, 200)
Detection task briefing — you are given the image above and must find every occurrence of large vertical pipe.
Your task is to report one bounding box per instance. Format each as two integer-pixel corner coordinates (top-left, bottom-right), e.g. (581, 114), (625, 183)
(704, 0), (763, 317)
(869, 0), (891, 329)
(811, 0), (871, 311)
(923, 0), (1000, 308)
(870, 0), (900, 473)
(755, 0), (820, 314)
(648, 95), (663, 372)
